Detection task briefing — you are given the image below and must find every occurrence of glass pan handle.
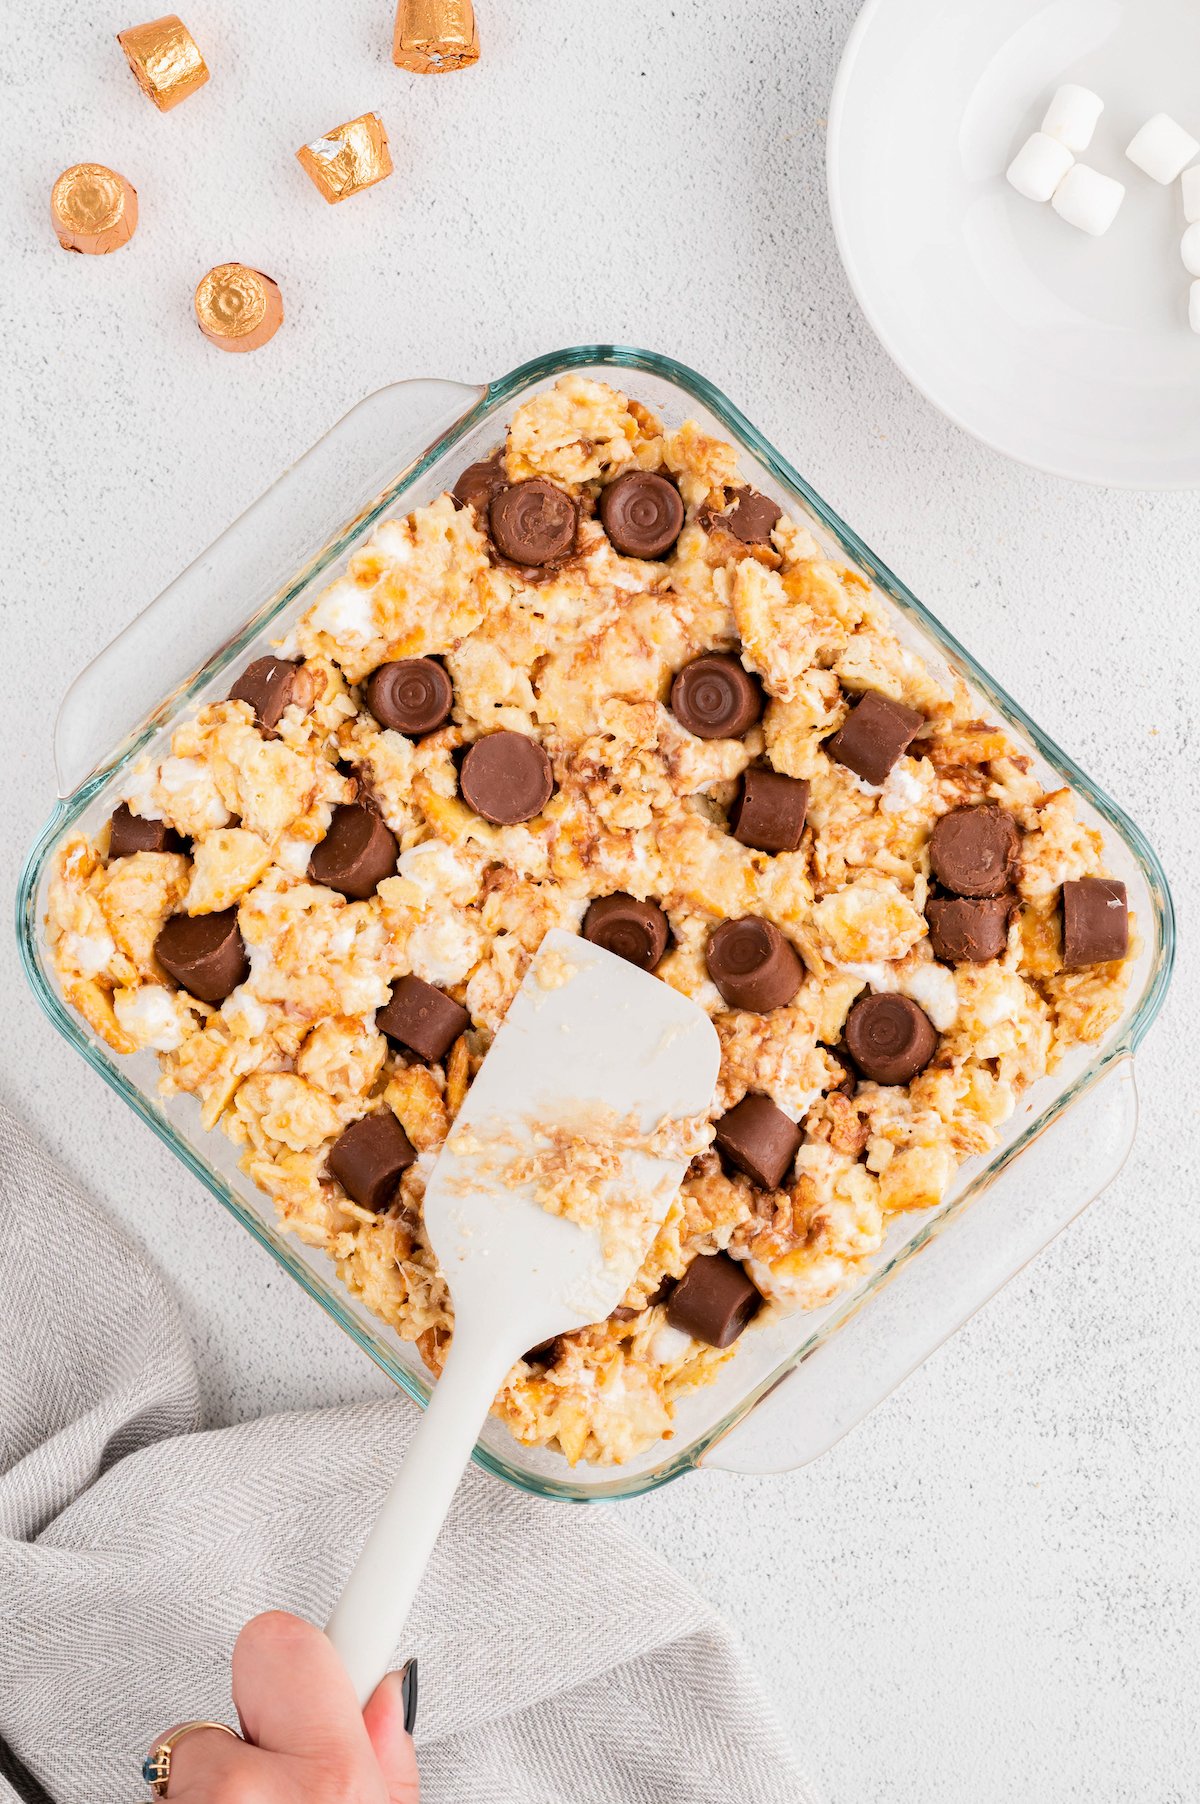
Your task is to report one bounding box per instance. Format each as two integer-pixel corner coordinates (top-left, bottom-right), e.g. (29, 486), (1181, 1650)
(54, 378), (485, 798)
(703, 1055), (1139, 1475)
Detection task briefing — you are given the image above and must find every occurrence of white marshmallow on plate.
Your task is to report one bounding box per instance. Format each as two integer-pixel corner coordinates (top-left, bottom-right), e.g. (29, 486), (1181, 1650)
(1181, 223), (1200, 275)
(1181, 165), (1200, 222)
(1041, 84), (1103, 153)
(1051, 163), (1126, 236)
(1190, 281), (1200, 335)
(1006, 131), (1074, 202)
(1125, 113), (1199, 184)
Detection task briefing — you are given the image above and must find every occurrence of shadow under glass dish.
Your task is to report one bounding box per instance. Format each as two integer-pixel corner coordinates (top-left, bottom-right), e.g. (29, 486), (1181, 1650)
(17, 346), (1175, 1499)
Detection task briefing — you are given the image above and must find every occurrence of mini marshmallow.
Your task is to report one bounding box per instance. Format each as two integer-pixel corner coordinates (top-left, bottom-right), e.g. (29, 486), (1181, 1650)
(1181, 222), (1200, 275)
(1041, 84), (1104, 153)
(1051, 163), (1125, 236)
(1125, 113), (1199, 184)
(1190, 280), (1200, 336)
(1182, 165), (1200, 222)
(1007, 131), (1074, 203)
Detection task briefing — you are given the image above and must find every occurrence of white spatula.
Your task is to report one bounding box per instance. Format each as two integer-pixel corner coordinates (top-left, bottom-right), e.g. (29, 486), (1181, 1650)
(325, 928), (721, 1702)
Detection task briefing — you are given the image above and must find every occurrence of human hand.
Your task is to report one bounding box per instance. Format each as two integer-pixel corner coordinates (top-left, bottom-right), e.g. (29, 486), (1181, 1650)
(147, 1610), (419, 1802)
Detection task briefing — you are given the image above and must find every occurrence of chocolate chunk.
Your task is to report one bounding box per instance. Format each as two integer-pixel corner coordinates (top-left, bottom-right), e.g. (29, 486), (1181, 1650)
(327, 1110), (416, 1213)
(459, 731), (554, 824)
(452, 451), (507, 516)
(730, 768), (810, 853)
(1061, 877), (1128, 969)
(308, 803), (398, 900)
(523, 1336), (563, 1366)
(599, 470), (684, 559)
(378, 974), (470, 1063)
(844, 992), (937, 1085)
(107, 803), (185, 860)
(709, 486), (782, 544)
(228, 656), (305, 731)
(581, 894), (669, 971)
(929, 804), (1019, 898)
(155, 908), (248, 1003)
(666, 1252), (762, 1349)
(706, 916), (803, 1012)
(365, 658), (454, 737)
(714, 1093), (802, 1190)
(488, 479), (577, 566)
(670, 654), (764, 740)
(825, 691), (925, 786)
(827, 1044), (858, 1094)
(926, 893), (1013, 965)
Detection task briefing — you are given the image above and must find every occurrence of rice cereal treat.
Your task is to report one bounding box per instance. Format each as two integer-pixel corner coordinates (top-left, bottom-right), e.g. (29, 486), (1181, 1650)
(48, 375), (1133, 1465)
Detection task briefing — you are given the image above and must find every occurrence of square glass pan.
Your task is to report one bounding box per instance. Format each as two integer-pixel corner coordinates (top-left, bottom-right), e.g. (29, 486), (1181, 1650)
(18, 347), (1174, 1500)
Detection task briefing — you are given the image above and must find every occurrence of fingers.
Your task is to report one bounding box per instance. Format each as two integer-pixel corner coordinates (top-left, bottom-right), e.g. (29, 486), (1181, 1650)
(231, 1611), (375, 1762)
(362, 1669), (421, 1804)
(151, 1724), (275, 1800)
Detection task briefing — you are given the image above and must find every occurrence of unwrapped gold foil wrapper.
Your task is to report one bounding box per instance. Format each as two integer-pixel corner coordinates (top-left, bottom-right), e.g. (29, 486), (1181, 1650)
(194, 264), (283, 353)
(296, 113), (393, 204)
(393, 0), (479, 72)
(117, 14), (209, 111)
(51, 164), (138, 254)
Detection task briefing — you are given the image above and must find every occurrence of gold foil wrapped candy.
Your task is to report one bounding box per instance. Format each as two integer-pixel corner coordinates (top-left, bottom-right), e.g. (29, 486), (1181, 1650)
(50, 164), (138, 254)
(117, 14), (209, 111)
(296, 113), (393, 204)
(393, 0), (479, 72)
(194, 264), (283, 353)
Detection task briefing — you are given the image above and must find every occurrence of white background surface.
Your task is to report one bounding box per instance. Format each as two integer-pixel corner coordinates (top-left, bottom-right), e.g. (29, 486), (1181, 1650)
(2, 4), (1197, 1800)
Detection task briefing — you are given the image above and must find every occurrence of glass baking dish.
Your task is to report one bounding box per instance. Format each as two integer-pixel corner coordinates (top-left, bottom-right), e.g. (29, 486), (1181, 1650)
(17, 346), (1174, 1500)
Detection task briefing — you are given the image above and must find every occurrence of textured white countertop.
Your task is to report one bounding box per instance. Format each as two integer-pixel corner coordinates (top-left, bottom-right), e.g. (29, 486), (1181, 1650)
(4, 2), (1197, 1798)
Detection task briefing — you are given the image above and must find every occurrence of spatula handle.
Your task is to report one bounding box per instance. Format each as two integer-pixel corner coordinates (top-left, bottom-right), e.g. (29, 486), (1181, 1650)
(326, 1332), (514, 1706)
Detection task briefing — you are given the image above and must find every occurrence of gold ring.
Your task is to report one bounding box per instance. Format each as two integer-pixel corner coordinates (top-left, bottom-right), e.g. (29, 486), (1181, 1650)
(143, 1722), (240, 1796)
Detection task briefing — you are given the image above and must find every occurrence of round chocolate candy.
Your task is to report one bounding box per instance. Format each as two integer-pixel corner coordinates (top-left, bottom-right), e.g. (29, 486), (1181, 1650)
(228, 657), (306, 731)
(327, 1110), (416, 1213)
(452, 452), (507, 517)
(926, 893), (1013, 965)
(108, 803), (185, 860)
(582, 894), (670, 971)
(1061, 877), (1128, 970)
(705, 916), (803, 1013)
(844, 992), (937, 1086)
(459, 731), (554, 824)
(377, 975), (470, 1064)
(730, 768), (810, 853)
(666, 1252), (762, 1349)
(713, 1093), (802, 1191)
(365, 659), (454, 736)
(929, 805), (1019, 898)
(155, 909), (249, 1004)
(598, 471), (684, 559)
(708, 486), (782, 545)
(670, 654), (763, 741)
(307, 803), (398, 899)
(488, 479), (577, 567)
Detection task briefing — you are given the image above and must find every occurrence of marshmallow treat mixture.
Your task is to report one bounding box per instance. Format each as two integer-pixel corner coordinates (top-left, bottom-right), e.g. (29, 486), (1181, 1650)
(47, 375), (1133, 1466)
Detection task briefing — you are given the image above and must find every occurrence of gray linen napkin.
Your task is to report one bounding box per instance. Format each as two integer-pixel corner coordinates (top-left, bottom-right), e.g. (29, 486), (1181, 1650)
(0, 1102), (815, 1804)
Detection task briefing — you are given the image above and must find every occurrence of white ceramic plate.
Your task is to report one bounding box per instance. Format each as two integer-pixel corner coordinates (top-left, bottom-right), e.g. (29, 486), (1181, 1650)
(828, 0), (1200, 486)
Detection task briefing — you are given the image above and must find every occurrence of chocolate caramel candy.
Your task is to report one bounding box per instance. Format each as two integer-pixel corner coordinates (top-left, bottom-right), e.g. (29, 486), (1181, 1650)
(926, 893), (1013, 965)
(108, 803), (185, 860)
(708, 486), (781, 545)
(706, 917), (803, 1012)
(296, 114), (393, 204)
(155, 908), (248, 1003)
(582, 894), (669, 972)
(844, 992), (937, 1085)
(488, 479), (577, 567)
(824, 690), (925, 787)
(714, 1093), (802, 1190)
(459, 731), (554, 824)
(1061, 877), (1128, 969)
(228, 657), (306, 731)
(116, 14), (209, 111)
(670, 654), (764, 741)
(599, 471), (684, 559)
(365, 659), (454, 736)
(50, 164), (138, 254)
(452, 451), (507, 516)
(666, 1252), (762, 1349)
(308, 803), (398, 899)
(378, 975), (470, 1063)
(730, 768), (809, 853)
(393, 0), (480, 72)
(929, 804), (1019, 898)
(194, 265), (283, 354)
(327, 1110), (416, 1213)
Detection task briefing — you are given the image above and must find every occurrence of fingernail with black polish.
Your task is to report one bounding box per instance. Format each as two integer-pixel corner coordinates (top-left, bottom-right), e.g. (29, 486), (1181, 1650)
(400, 1657), (419, 1736)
